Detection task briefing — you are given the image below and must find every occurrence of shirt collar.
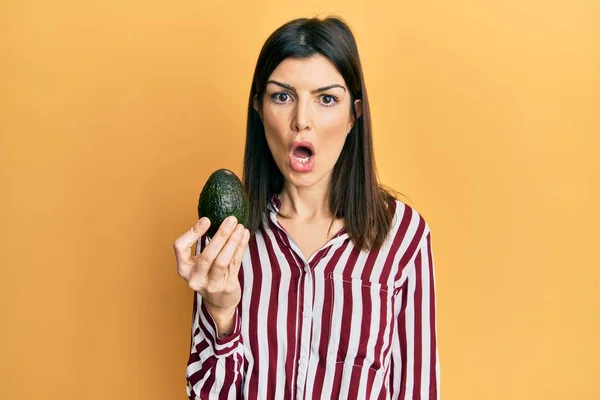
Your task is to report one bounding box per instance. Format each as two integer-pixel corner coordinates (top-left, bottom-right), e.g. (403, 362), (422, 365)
(267, 192), (282, 214)
(266, 192), (348, 241)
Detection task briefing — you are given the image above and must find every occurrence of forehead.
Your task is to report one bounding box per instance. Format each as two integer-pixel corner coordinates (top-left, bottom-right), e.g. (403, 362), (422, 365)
(268, 54), (346, 89)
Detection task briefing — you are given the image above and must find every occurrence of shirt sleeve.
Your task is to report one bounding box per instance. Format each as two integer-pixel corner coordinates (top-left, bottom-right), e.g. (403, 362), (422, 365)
(185, 237), (245, 399)
(390, 231), (440, 399)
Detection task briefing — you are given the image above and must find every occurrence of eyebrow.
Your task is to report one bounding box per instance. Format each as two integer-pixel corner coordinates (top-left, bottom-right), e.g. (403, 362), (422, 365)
(267, 80), (346, 94)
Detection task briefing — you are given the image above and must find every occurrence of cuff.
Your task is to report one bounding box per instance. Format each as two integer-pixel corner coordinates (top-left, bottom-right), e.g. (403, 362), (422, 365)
(198, 299), (242, 357)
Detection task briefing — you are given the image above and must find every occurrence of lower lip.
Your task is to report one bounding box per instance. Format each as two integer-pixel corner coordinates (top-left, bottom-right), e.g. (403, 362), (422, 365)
(289, 153), (315, 173)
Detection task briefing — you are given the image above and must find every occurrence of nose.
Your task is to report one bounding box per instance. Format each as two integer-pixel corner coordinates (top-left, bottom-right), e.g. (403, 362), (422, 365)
(291, 99), (311, 132)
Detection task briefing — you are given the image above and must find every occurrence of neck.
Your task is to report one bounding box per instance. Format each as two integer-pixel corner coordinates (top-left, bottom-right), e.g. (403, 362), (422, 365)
(278, 180), (333, 222)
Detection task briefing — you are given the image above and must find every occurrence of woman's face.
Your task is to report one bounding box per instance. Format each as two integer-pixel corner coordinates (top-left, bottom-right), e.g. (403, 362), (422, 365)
(255, 54), (361, 191)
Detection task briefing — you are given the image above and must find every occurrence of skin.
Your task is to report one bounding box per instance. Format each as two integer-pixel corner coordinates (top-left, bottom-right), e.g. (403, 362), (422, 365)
(254, 54), (362, 259)
(173, 54), (362, 337)
(173, 216), (248, 337)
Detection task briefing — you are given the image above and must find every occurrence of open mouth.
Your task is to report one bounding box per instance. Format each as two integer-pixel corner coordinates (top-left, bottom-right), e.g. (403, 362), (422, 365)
(293, 145), (313, 163)
(289, 141), (315, 172)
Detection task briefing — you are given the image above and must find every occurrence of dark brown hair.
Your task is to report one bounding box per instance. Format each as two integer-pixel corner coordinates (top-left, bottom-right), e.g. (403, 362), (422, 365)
(243, 16), (398, 251)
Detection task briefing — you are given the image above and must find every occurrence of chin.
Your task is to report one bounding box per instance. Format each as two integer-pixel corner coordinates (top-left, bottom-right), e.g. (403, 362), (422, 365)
(284, 167), (329, 189)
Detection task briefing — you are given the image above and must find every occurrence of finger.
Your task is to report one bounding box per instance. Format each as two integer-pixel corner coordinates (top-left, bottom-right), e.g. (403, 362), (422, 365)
(194, 215), (238, 274)
(173, 217), (211, 262)
(228, 229), (250, 280)
(208, 223), (245, 280)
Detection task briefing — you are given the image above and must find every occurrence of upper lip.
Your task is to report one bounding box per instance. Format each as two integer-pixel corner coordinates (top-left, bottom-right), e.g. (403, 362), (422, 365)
(290, 140), (315, 155)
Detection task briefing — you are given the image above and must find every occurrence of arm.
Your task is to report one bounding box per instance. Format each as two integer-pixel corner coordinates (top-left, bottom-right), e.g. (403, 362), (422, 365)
(184, 232), (246, 399)
(185, 292), (244, 399)
(390, 232), (440, 399)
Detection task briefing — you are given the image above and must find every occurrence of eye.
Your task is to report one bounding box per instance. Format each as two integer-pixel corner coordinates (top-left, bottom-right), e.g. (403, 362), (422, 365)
(320, 94), (339, 106)
(271, 92), (292, 104)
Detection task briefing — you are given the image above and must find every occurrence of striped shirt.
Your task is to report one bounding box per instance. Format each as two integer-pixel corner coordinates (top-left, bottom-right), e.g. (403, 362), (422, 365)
(186, 195), (440, 399)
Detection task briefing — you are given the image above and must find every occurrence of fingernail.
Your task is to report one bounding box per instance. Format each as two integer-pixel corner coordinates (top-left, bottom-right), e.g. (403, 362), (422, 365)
(226, 216), (237, 227)
(234, 224), (244, 235)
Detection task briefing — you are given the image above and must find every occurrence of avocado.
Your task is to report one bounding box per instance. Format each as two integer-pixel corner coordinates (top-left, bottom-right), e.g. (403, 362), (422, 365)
(197, 169), (249, 238)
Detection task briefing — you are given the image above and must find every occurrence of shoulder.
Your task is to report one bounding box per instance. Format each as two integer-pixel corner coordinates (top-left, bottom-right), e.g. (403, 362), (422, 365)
(387, 199), (432, 251)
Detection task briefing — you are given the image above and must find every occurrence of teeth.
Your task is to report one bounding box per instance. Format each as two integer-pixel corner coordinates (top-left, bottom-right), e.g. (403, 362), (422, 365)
(295, 156), (310, 164)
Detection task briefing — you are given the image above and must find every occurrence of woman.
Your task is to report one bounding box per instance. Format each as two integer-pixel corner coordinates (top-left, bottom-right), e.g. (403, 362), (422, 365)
(173, 16), (440, 399)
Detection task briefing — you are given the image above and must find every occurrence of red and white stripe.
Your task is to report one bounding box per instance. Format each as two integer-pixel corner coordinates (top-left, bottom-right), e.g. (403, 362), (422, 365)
(186, 198), (440, 399)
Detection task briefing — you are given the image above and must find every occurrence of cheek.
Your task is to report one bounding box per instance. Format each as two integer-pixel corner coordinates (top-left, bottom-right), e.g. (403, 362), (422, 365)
(322, 135), (347, 163)
(320, 112), (351, 158)
(317, 110), (350, 143)
(263, 108), (289, 139)
(317, 106), (351, 130)
(262, 105), (349, 148)
(262, 113), (290, 165)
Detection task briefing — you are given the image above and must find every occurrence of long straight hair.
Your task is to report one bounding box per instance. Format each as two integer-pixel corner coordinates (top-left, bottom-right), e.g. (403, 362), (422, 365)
(243, 16), (397, 251)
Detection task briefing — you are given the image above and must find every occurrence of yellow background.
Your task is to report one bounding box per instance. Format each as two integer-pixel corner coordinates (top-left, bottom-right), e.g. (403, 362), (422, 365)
(1, 1), (598, 399)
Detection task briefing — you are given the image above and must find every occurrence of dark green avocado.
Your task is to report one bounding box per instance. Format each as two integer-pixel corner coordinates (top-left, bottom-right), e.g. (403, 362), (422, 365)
(197, 169), (249, 238)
